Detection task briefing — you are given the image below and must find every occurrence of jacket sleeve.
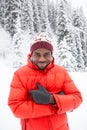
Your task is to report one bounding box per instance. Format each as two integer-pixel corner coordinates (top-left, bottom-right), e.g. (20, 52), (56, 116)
(53, 70), (83, 114)
(8, 72), (54, 119)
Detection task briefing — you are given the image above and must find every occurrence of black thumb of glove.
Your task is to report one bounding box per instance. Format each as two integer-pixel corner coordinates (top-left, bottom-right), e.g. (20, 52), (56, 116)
(30, 83), (51, 104)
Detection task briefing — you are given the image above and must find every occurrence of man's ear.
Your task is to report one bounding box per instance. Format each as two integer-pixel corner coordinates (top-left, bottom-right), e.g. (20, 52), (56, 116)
(30, 56), (33, 61)
(51, 56), (54, 60)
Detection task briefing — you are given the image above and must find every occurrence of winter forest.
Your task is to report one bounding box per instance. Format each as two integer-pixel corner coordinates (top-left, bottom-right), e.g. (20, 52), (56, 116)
(0, 0), (87, 71)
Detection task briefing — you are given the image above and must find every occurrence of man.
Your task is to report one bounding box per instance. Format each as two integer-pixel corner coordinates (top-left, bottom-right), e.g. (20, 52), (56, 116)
(8, 33), (83, 130)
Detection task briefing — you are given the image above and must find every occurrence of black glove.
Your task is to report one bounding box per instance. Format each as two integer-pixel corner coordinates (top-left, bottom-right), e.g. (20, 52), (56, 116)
(30, 83), (52, 104)
(58, 91), (64, 95)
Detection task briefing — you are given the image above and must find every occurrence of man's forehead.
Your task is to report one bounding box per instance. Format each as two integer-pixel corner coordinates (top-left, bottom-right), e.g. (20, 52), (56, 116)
(33, 48), (51, 53)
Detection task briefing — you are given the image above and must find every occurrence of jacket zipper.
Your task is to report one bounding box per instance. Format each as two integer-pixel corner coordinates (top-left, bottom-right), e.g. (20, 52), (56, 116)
(24, 119), (26, 130)
(48, 116), (53, 130)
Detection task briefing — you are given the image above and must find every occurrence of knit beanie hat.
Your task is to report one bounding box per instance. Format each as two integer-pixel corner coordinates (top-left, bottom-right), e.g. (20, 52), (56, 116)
(30, 33), (53, 54)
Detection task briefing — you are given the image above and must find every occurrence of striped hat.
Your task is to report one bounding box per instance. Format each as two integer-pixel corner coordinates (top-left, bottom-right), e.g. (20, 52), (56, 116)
(30, 33), (53, 54)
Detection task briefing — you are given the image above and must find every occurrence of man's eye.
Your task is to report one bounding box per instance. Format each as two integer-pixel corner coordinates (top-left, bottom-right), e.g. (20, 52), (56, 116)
(35, 53), (40, 57)
(44, 53), (51, 57)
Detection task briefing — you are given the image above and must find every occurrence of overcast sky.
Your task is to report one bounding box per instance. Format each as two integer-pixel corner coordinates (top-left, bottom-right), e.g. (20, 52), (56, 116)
(68, 0), (87, 18)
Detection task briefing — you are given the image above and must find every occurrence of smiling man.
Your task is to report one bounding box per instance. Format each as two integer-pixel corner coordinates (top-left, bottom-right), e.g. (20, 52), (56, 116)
(8, 33), (83, 130)
(31, 48), (52, 69)
(30, 38), (53, 70)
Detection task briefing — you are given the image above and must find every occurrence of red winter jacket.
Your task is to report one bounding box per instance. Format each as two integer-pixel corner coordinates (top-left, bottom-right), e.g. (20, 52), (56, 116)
(8, 55), (82, 130)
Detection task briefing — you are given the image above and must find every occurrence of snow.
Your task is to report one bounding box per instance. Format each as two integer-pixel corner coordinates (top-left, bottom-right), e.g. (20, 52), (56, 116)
(67, 72), (87, 130)
(0, 63), (21, 130)
(0, 62), (87, 130)
(68, 0), (87, 18)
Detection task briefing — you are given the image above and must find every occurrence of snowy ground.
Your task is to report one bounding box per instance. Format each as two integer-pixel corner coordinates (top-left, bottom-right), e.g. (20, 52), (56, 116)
(0, 62), (87, 130)
(67, 72), (87, 130)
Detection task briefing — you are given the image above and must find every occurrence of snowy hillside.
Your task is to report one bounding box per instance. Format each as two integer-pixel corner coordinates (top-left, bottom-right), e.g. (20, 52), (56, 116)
(0, 0), (87, 71)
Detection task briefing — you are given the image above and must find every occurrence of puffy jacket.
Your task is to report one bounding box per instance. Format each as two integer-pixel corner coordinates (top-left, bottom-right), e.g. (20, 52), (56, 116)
(8, 55), (83, 130)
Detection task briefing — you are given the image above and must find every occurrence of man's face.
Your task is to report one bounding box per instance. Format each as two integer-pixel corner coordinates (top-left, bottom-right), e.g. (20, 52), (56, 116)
(31, 48), (53, 70)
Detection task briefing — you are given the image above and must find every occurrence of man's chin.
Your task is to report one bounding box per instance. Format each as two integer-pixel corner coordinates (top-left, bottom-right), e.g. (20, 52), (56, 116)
(38, 66), (46, 70)
(38, 65), (47, 70)
(37, 63), (50, 70)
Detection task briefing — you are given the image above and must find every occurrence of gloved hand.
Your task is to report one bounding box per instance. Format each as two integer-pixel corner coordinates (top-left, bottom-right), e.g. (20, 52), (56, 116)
(30, 83), (55, 104)
(58, 91), (64, 95)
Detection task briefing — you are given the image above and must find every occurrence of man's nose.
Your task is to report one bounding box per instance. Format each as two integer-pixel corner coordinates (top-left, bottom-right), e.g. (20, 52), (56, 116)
(39, 55), (46, 61)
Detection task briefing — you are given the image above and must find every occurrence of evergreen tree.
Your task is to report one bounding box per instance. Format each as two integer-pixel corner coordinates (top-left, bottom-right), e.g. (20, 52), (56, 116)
(32, 0), (40, 33)
(0, 0), (5, 28)
(75, 33), (84, 71)
(20, 0), (34, 34)
(65, 30), (77, 61)
(43, 0), (49, 32)
(4, 0), (21, 37)
(57, 38), (77, 71)
(72, 8), (86, 29)
(56, 0), (69, 43)
(12, 15), (24, 68)
(80, 31), (87, 70)
(48, 0), (57, 33)
(37, 0), (48, 32)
